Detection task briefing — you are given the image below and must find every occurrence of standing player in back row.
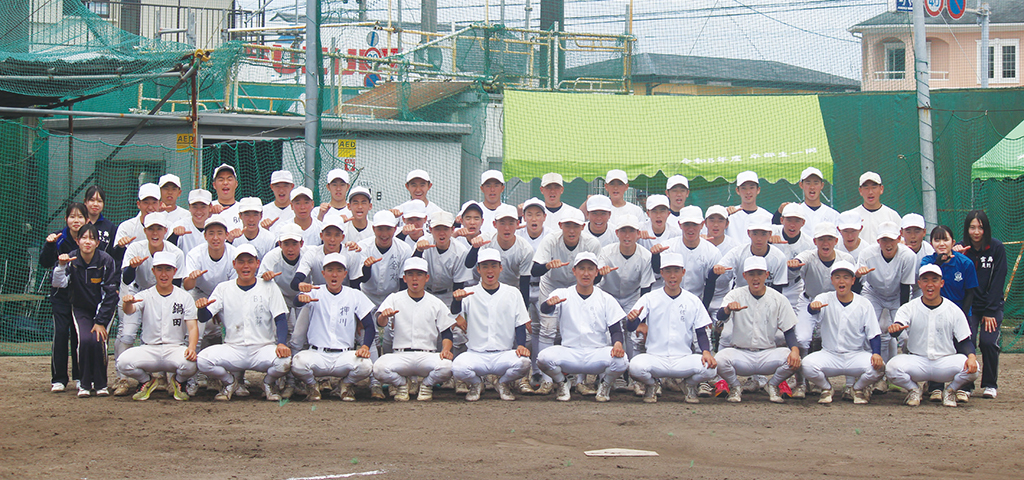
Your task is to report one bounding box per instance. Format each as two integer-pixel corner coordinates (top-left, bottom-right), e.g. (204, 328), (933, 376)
(725, 171), (770, 242)
(843, 171), (900, 244)
(772, 167), (839, 238)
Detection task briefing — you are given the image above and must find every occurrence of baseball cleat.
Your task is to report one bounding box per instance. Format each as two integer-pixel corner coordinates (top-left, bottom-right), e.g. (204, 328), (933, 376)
(595, 381), (612, 402)
(262, 381), (281, 401)
(534, 381), (554, 395)
(853, 389), (870, 405)
(663, 378), (683, 392)
(697, 382), (713, 398)
(234, 381), (251, 398)
(370, 384), (386, 400)
(340, 383), (356, 402)
(169, 380), (189, 401)
(714, 379), (730, 398)
(741, 376), (764, 393)
(416, 384), (434, 401)
(942, 388), (957, 407)
(185, 377), (199, 397)
(791, 383), (807, 399)
(306, 383), (321, 401)
(465, 382), (483, 402)
(112, 378), (131, 396)
(929, 389), (942, 402)
(633, 380), (646, 397)
(496, 382), (516, 401)
(808, 383), (822, 396)
(982, 387), (997, 399)
(394, 384), (410, 402)
(642, 384), (657, 403)
(777, 381), (793, 398)
(684, 384), (700, 404)
(408, 377), (421, 396)
(842, 386), (854, 401)
(872, 378), (888, 395)
(78, 388), (90, 398)
(904, 387), (922, 406)
(440, 378), (456, 390)
(726, 386), (742, 403)
(516, 377), (535, 395)
(576, 376), (597, 396)
(214, 382), (236, 401)
(455, 381), (471, 394)
(956, 390), (970, 403)
(51, 382), (65, 393)
(555, 381), (572, 402)
(95, 387), (109, 397)
(818, 388), (834, 404)
(765, 383), (785, 403)
(613, 377), (629, 392)
(132, 379), (160, 401)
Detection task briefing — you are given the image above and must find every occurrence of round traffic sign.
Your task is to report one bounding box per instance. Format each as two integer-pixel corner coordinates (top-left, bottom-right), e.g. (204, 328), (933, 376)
(947, 0), (966, 19)
(366, 30), (379, 47)
(364, 73), (381, 87)
(925, 0), (944, 17)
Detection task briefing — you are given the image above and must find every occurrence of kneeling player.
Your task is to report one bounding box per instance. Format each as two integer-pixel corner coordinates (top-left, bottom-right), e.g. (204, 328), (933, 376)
(885, 265), (979, 407)
(117, 252), (199, 401)
(372, 258), (455, 401)
(196, 245), (291, 401)
(627, 253), (717, 404)
(451, 249), (532, 401)
(291, 253), (375, 401)
(801, 261), (884, 405)
(537, 252), (628, 402)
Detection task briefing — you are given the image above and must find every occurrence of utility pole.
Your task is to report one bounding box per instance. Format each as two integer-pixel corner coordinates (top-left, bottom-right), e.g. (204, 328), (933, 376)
(979, 1), (990, 88)
(913, 0), (936, 228)
(304, 0), (320, 191)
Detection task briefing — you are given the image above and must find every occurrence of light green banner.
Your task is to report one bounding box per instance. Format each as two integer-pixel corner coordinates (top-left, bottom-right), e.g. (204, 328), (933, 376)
(503, 90), (833, 183)
(972, 119), (1024, 181)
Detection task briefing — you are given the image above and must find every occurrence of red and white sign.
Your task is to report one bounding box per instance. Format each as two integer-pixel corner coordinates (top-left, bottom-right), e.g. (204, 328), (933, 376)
(925, 0), (945, 17)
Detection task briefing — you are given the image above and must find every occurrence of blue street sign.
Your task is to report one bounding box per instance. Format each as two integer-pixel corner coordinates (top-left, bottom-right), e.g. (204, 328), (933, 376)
(896, 0), (913, 12)
(947, 0), (966, 19)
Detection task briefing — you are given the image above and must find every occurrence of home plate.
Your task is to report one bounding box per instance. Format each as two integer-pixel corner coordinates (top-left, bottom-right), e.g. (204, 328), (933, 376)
(584, 448), (659, 457)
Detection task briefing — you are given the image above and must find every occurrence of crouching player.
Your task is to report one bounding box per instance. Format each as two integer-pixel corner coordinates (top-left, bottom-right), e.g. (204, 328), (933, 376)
(117, 251), (199, 401)
(801, 260), (884, 405)
(196, 245), (291, 401)
(627, 253), (717, 404)
(291, 253), (376, 401)
(451, 249), (532, 402)
(885, 265), (979, 407)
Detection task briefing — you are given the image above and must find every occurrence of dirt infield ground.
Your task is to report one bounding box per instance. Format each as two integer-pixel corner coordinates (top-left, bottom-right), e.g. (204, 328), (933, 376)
(3, 355), (1023, 480)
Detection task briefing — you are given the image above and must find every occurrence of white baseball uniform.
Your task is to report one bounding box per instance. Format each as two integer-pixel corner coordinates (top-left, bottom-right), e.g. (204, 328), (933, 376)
(258, 246), (307, 350)
(172, 219), (207, 255)
(770, 228), (815, 308)
(608, 202), (645, 226)
(717, 244), (789, 288)
(296, 246), (359, 287)
(232, 228), (277, 258)
(909, 242), (936, 298)
(724, 207), (770, 243)
(857, 244), (917, 360)
(791, 203), (840, 238)
(271, 218), (323, 247)
(707, 235), (742, 315)
(185, 243), (238, 298)
(536, 287), (629, 383)
(585, 225), (617, 247)
(451, 283), (532, 385)
(533, 233), (602, 347)
(353, 238), (413, 306)
(342, 222), (373, 245)
(291, 286), (376, 386)
(371, 291), (455, 387)
(480, 202), (513, 236)
(801, 292), (883, 391)
(597, 243), (654, 312)
(213, 202), (244, 232)
(845, 204), (901, 245)
(638, 219), (681, 251)
(715, 286), (798, 388)
(116, 241), (187, 346)
(115, 285), (198, 384)
(542, 203), (583, 233)
(321, 205), (352, 224)
(790, 249), (855, 348)
(627, 288), (716, 386)
(885, 298), (978, 392)
(480, 233), (534, 289)
(262, 202), (295, 225)
(660, 237), (722, 301)
(421, 235), (473, 305)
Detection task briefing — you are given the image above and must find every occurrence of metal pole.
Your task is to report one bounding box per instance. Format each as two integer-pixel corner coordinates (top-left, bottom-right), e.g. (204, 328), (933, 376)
(191, 58), (200, 189)
(501, 0), (506, 25)
(397, 0), (403, 52)
(980, 2), (990, 88)
(914, 0), (937, 229)
(524, 0), (531, 29)
(304, 0), (320, 190)
(0, 106), (191, 121)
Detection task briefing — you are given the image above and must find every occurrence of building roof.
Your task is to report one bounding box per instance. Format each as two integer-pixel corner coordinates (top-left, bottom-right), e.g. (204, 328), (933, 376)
(851, 0), (1024, 29)
(562, 52), (859, 91)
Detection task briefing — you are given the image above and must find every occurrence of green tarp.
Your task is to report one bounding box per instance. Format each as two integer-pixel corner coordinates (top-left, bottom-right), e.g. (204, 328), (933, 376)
(972, 119), (1024, 181)
(502, 90), (833, 183)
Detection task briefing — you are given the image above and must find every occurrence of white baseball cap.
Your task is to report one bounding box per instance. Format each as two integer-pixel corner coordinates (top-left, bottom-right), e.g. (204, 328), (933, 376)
(151, 251), (178, 268)
(158, 174), (181, 188)
(238, 197), (263, 213)
(678, 205), (704, 225)
(522, 198), (546, 212)
(406, 169), (430, 183)
(541, 173), (563, 187)
(430, 211), (456, 228)
(587, 194), (613, 213)
(615, 214), (641, 231)
(477, 248), (502, 265)
(494, 204), (519, 221)
(321, 216), (345, 233)
(290, 186), (313, 201)
(876, 221), (901, 240)
(746, 216), (773, 232)
(830, 260), (857, 276)
(902, 213), (926, 230)
(800, 167), (824, 182)
(322, 252), (349, 269)
(402, 200), (427, 219)
(559, 209), (586, 226)
(743, 256), (769, 273)
(270, 170), (294, 185)
(660, 252), (686, 269)
(232, 244), (259, 261)
(277, 223), (304, 242)
(138, 183), (161, 201)
(606, 169), (629, 184)
(327, 168), (350, 184)
(347, 186), (371, 202)
(645, 194), (670, 210)
(813, 222), (839, 239)
(213, 164), (236, 178)
(403, 257), (429, 273)
(920, 264), (943, 278)
(859, 171), (882, 186)
(736, 170), (759, 186)
(705, 205), (729, 220)
(837, 211), (863, 230)
(572, 252), (599, 268)
(204, 214), (230, 230)
(781, 203), (805, 221)
(481, 170), (505, 185)
(143, 212), (168, 229)
(372, 210), (398, 228)
(188, 189), (212, 205)
(458, 200), (483, 218)
(667, 175), (689, 190)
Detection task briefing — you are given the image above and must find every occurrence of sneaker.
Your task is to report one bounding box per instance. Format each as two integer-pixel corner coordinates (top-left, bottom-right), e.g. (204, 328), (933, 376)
(576, 377), (597, 396)
(643, 384), (657, 403)
(853, 389), (870, 405)
(515, 377), (534, 394)
(416, 384), (434, 401)
(340, 384), (356, 402)
(613, 377), (629, 392)
(929, 389), (942, 402)
(684, 384), (699, 404)
(741, 376), (764, 393)
(905, 387), (922, 406)
(534, 381), (554, 395)
(698, 382), (714, 398)
(370, 384), (386, 400)
(214, 382), (236, 401)
(185, 377), (199, 397)
(777, 381), (793, 398)
(726, 386), (742, 403)
(956, 390), (970, 403)
(496, 382), (516, 401)
(818, 388), (834, 404)
(808, 383), (822, 396)
(982, 387), (997, 399)
(555, 381), (572, 402)
(112, 378), (131, 396)
(408, 377), (421, 396)
(455, 381), (471, 395)
(942, 388), (957, 407)
(633, 381), (646, 397)
(51, 382), (65, 393)
(714, 380), (730, 398)
(465, 382), (483, 402)
(281, 384), (295, 400)
(306, 383), (321, 401)
(95, 387), (109, 397)
(132, 379), (160, 401)
(595, 381), (612, 402)
(394, 384), (410, 402)
(842, 386), (854, 401)
(440, 378), (456, 390)
(78, 388), (90, 398)
(234, 382), (251, 398)
(791, 383), (806, 399)
(484, 374), (499, 390)
(872, 378), (888, 395)
(169, 380), (189, 401)
(262, 381), (281, 401)
(765, 383), (784, 403)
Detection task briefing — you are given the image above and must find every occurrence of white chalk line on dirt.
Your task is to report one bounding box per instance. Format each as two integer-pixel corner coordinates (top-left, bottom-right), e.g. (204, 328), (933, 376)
(284, 470), (385, 480)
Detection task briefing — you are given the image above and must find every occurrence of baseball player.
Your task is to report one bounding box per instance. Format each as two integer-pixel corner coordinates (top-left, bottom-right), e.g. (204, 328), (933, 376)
(724, 171), (770, 242)
(317, 168), (352, 222)
(396, 200), (429, 250)
(537, 173), (582, 232)
(771, 204), (814, 307)
(291, 253), (376, 401)
(261, 170), (295, 229)
(171, 189), (212, 256)
(112, 183), (162, 264)
(257, 223), (308, 398)
(272, 186), (323, 247)
(900, 213), (935, 296)
(393, 169), (443, 220)
(772, 167), (839, 237)
(711, 215), (789, 292)
(665, 175), (690, 216)
(209, 164), (244, 237)
(479, 170), (512, 236)
(655, 206), (721, 304)
(537, 252), (628, 402)
(517, 198), (551, 392)
(584, 195), (617, 247)
(714, 256), (801, 403)
(372, 257), (455, 401)
(414, 211), (473, 309)
(453, 201), (485, 251)
(291, 217), (353, 291)
(116, 251), (199, 401)
(450, 249), (532, 401)
(638, 195), (681, 256)
(184, 215), (238, 346)
(885, 264), (979, 407)
(836, 210), (866, 259)
(602, 169), (645, 224)
(195, 244), (291, 401)
(801, 260), (884, 404)
(626, 252), (717, 403)
(157, 174), (190, 226)
(343, 186), (374, 245)
(842, 171), (901, 244)
(789, 222), (856, 353)
(703, 205), (741, 315)
(232, 197), (276, 258)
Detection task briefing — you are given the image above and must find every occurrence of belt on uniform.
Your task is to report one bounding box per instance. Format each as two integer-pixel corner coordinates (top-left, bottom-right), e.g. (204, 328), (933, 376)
(394, 348), (436, 353)
(427, 288), (449, 295)
(803, 293), (811, 300)
(529, 281), (540, 287)
(310, 345), (348, 353)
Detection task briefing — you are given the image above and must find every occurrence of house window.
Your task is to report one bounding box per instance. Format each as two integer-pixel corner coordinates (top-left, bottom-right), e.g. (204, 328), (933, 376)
(63, 0), (110, 17)
(884, 42), (906, 79)
(979, 39), (1019, 84)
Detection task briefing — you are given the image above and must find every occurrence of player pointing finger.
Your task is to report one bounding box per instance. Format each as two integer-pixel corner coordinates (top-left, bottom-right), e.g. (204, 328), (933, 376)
(195, 297), (215, 309)
(261, 271), (281, 282)
(626, 305), (645, 321)
(544, 295), (566, 307)
(713, 264), (732, 276)
(856, 266), (875, 277)
(787, 259), (805, 269)
(117, 236), (137, 248)
(452, 289), (474, 301)
(128, 255), (149, 269)
(724, 301), (746, 313)
(545, 259), (567, 270)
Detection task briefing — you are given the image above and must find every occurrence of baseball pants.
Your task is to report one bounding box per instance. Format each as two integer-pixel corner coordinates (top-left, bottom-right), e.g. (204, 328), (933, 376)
(113, 285), (142, 380)
(197, 344), (291, 385)
(72, 308), (108, 391)
(536, 346), (628, 384)
(794, 296), (819, 351)
(716, 347), (796, 388)
(116, 344), (197, 384)
(885, 354), (978, 392)
(452, 350), (531, 385)
(373, 352), (453, 387)
(50, 298), (80, 386)
(292, 349), (372, 385)
(862, 292), (900, 362)
(628, 353), (716, 386)
(801, 350), (882, 391)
